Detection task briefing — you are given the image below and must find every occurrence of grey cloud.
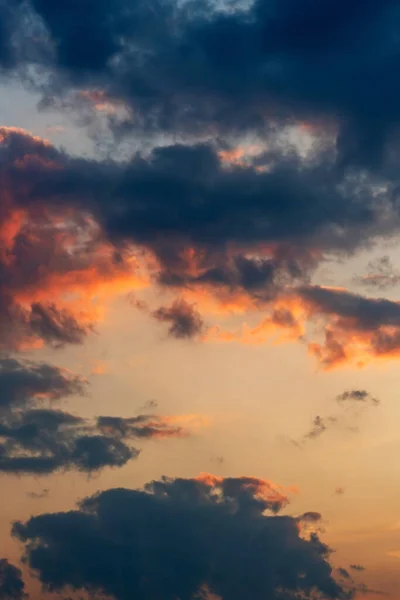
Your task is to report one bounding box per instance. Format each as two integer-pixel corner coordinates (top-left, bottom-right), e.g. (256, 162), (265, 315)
(0, 558), (27, 600)
(13, 474), (353, 600)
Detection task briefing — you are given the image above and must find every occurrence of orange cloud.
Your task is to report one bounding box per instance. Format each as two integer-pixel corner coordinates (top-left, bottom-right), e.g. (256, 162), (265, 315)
(78, 90), (128, 115)
(98, 413), (210, 441)
(90, 361), (109, 375)
(195, 473), (293, 509)
(218, 144), (265, 168)
(0, 200), (149, 350)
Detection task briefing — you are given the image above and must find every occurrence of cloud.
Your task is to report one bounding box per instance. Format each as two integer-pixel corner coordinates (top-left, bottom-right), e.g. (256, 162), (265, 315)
(296, 389), (380, 446)
(338, 568), (352, 580)
(27, 488), (49, 500)
(304, 415), (338, 441)
(336, 390), (379, 406)
(298, 286), (400, 368)
(0, 128), (148, 350)
(2, 128), (400, 366)
(297, 511), (322, 524)
(350, 565), (365, 572)
(0, 409), (199, 475)
(13, 473), (352, 600)
(0, 358), (196, 475)
(97, 413), (203, 439)
(0, 356), (86, 413)
(0, 407), (137, 475)
(0, 0), (398, 171)
(140, 399), (158, 411)
(0, 558), (27, 600)
(354, 257), (400, 291)
(152, 299), (205, 339)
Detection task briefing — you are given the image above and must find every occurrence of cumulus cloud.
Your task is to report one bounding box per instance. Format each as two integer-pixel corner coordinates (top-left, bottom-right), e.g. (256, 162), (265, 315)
(13, 473), (352, 600)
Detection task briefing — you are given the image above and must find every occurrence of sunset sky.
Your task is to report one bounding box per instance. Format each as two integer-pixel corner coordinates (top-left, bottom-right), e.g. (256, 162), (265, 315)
(2, 2), (400, 599)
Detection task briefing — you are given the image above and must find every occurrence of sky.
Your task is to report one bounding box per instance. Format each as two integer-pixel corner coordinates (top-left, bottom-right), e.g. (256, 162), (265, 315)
(2, 1), (400, 599)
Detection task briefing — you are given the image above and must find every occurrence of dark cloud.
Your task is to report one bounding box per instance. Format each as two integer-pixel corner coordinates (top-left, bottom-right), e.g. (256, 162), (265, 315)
(140, 399), (158, 411)
(0, 135), (139, 350)
(13, 473), (352, 600)
(0, 358), (190, 475)
(0, 409), (194, 475)
(27, 303), (90, 347)
(350, 565), (365, 572)
(0, 128), (394, 263)
(97, 414), (186, 439)
(304, 416), (338, 441)
(1, 127), (397, 352)
(152, 299), (205, 339)
(0, 558), (27, 600)
(296, 389), (380, 446)
(0, 356), (86, 413)
(338, 568), (352, 580)
(299, 286), (400, 331)
(0, 0), (398, 170)
(336, 390), (379, 406)
(354, 256), (400, 291)
(0, 407), (138, 475)
(297, 285), (400, 367)
(1, 122), (400, 363)
(297, 512), (322, 524)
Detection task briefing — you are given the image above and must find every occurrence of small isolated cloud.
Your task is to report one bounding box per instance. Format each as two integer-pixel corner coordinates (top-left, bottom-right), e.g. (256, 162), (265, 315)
(354, 257), (400, 291)
(0, 559), (27, 600)
(140, 399), (158, 411)
(304, 415), (338, 441)
(336, 390), (379, 406)
(211, 455), (225, 465)
(350, 564), (365, 571)
(152, 299), (205, 339)
(295, 389), (380, 446)
(97, 413), (208, 440)
(27, 488), (49, 500)
(337, 568), (352, 580)
(297, 511), (322, 524)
